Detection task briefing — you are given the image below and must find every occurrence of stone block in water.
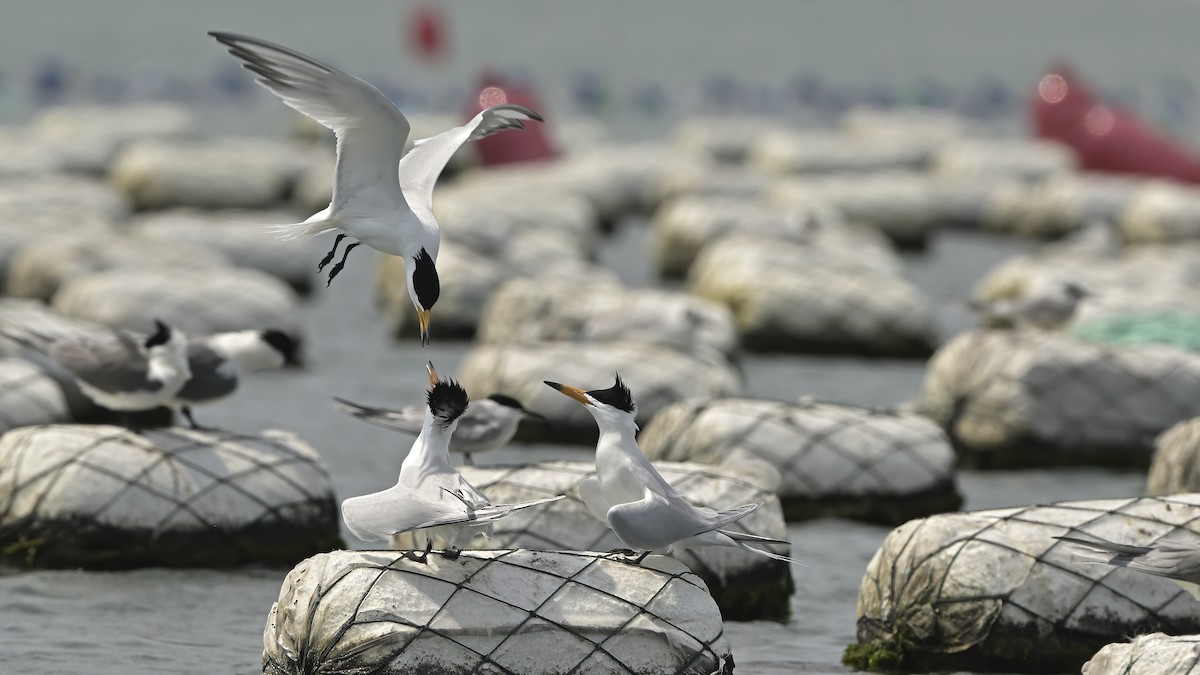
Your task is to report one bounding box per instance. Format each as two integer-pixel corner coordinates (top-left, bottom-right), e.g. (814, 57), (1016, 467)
(1084, 633), (1200, 675)
(1147, 418), (1200, 495)
(262, 549), (733, 675)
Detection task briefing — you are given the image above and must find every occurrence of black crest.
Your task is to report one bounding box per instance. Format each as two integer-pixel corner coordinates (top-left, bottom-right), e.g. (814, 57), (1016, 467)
(587, 374), (637, 414)
(260, 329), (300, 365)
(412, 248), (440, 310)
(427, 379), (469, 428)
(144, 320), (171, 349)
(487, 394), (524, 410)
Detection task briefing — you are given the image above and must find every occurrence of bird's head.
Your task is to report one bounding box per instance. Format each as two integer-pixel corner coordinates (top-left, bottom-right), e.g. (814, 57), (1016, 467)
(143, 319), (188, 364)
(487, 393), (548, 422)
(406, 248), (440, 347)
(425, 361), (468, 430)
(258, 328), (303, 368)
(544, 373), (637, 429)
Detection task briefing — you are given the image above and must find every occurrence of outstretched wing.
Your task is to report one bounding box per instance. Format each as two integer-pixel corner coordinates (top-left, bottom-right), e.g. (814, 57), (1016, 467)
(332, 397), (425, 435)
(398, 104), (543, 215)
(209, 31), (410, 210)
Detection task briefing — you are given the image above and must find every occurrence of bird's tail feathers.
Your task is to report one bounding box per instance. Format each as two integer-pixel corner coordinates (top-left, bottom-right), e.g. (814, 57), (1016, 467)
(1054, 534), (1153, 557)
(737, 541), (806, 567)
(467, 495), (565, 523)
(264, 209), (338, 241)
(718, 528), (792, 547)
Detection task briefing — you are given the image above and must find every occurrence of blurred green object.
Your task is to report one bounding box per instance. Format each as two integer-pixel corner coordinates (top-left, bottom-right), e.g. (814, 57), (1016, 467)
(1072, 313), (1200, 352)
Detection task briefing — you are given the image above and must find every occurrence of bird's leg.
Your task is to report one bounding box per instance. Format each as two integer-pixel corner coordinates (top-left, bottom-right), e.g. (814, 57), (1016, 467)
(607, 548), (637, 556)
(438, 547), (462, 560)
(316, 234), (346, 273)
(325, 241), (360, 286)
(462, 453), (475, 467)
(630, 550), (652, 565)
(180, 406), (207, 431)
(403, 538), (434, 564)
(121, 412), (145, 435)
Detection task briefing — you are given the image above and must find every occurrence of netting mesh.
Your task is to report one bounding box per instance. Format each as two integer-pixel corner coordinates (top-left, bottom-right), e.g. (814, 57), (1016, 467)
(1147, 418), (1200, 495)
(457, 342), (741, 444)
(1084, 633), (1200, 674)
(639, 398), (960, 524)
(391, 460), (792, 620)
(689, 234), (937, 356)
(52, 267), (302, 337)
(854, 494), (1200, 673)
(921, 330), (1200, 467)
(0, 358), (70, 433)
(767, 173), (942, 248)
(263, 549), (733, 675)
(0, 424), (340, 568)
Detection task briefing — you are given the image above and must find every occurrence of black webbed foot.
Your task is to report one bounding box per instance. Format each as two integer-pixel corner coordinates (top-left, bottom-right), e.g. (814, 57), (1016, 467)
(607, 548), (637, 556)
(403, 538), (434, 564)
(438, 548), (462, 560)
(317, 234), (346, 273)
(325, 241), (360, 286)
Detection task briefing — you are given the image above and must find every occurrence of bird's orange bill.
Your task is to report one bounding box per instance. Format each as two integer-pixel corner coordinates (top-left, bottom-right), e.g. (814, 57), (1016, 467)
(544, 381), (592, 406)
(426, 361), (440, 386)
(417, 308), (432, 347)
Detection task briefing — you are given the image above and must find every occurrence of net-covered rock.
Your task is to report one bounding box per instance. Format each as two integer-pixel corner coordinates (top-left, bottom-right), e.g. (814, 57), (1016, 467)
(651, 195), (898, 278)
(33, 103), (195, 174)
(674, 115), (780, 164)
(6, 232), (228, 301)
(458, 342), (741, 443)
(981, 174), (1146, 238)
(749, 129), (932, 175)
(920, 330), (1200, 468)
(932, 138), (1076, 181)
(0, 129), (66, 177)
(1147, 418), (1200, 495)
(262, 549), (733, 675)
(1084, 633), (1200, 675)
(129, 209), (315, 294)
(477, 279), (738, 359)
(1122, 181), (1200, 243)
(435, 182), (598, 255)
(841, 107), (967, 144)
(690, 234), (937, 357)
(407, 460), (794, 620)
(639, 398), (961, 524)
(769, 172), (942, 249)
(0, 425), (341, 568)
(54, 267), (302, 337)
(650, 163), (777, 207)
(0, 358), (71, 433)
(846, 494), (1200, 673)
(111, 138), (321, 210)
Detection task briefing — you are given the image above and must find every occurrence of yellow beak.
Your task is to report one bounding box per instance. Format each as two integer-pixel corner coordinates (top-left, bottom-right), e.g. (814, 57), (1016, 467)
(426, 361), (440, 386)
(416, 308), (431, 347)
(544, 381), (592, 406)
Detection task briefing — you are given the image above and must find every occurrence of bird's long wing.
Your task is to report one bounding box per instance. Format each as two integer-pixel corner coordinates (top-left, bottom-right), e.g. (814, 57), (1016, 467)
(332, 397), (425, 435)
(577, 477), (613, 526)
(398, 104), (543, 215)
(404, 495), (564, 532)
(208, 31), (410, 208)
(1056, 534), (1200, 585)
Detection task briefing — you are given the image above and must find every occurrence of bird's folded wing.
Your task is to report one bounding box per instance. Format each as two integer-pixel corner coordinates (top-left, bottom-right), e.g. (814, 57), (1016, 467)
(1058, 534), (1200, 581)
(577, 477), (613, 525)
(404, 495), (564, 531)
(332, 397), (425, 435)
(448, 411), (505, 448)
(398, 104), (543, 213)
(49, 335), (158, 393)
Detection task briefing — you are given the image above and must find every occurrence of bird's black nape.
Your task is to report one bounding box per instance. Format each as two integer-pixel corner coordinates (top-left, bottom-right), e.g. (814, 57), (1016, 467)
(260, 329), (301, 366)
(413, 248), (440, 310)
(487, 394), (524, 410)
(1063, 282), (1090, 299)
(587, 374), (637, 414)
(144, 320), (171, 349)
(427, 378), (469, 428)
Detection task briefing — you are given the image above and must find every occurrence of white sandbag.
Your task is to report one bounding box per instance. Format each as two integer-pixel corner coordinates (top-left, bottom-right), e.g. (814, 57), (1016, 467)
(841, 107), (967, 144)
(847, 494), (1200, 673)
(33, 103), (195, 173)
(263, 549), (733, 675)
(477, 278), (738, 358)
(749, 129), (930, 175)
(932, 138), (1076, 181)
(1084, 633), (1200, 675)
(979, 174), (1146, 238)
(0, 425), (340, 568)
(53, 267), (302, 337)
(1122, 181), (1200, 243)
(454, 156), (635, 225)
(6, 232), (228, 301)
(651, 195), (899, 278)
(920, 330), (1200, 467)
(639, 398), (961, 524)
(651, 162), (777, 206)
(434, 182), (598, 254)
(690, 235), (937, 356)
(569, 141), (701, 213)
(1147, 418), (1200, 495)
(129, 209), (315, 293)
(398, 459), (793, 620)
(673, 115), (782, 164)
(458, 342), (741, 443)
(111, 138), (321, 210)
(769, 172), (942, 248)
(0, 359), (71, 433)
(0, 129), (65, 177)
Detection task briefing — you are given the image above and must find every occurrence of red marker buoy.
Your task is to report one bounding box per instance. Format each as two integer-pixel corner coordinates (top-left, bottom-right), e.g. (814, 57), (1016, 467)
(408, 5), (446, 62)
(463, 72), (557, 166)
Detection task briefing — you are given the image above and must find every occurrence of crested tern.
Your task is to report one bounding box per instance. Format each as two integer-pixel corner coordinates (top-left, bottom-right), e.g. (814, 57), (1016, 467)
(208, 31), (543, 346)
(172, 328), (300, 429)
(545, 375), (802, 565)
(971, 280), (1090, 331)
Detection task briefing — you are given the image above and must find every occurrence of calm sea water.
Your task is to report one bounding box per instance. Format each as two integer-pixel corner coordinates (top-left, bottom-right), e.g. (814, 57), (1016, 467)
(0, 2), (1178, 672)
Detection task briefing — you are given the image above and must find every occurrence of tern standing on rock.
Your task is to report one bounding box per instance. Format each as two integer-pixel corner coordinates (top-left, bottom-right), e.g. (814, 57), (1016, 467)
(545, 375), (802, 565)
(971, 280), (1091, 331)
(208, 31), (544, 346)
(340, 362), (562, 561)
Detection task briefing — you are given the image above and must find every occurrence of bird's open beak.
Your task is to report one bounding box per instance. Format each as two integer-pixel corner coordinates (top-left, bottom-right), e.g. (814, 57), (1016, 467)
(426, 361), (440, 386)
(416, 308), (432, 347)
(544, 381), (592, 406)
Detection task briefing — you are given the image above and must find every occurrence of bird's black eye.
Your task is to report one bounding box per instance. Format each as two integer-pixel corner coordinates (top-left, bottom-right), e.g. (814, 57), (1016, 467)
(587, 374), (636, 414)
(413, 249), (440, 310)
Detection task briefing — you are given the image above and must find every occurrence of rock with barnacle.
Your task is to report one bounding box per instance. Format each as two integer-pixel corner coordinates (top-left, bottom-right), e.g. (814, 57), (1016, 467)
(1083, 633), (1200, 674)
(262, 549), (733, 675)
(845, 493), (1200, 673)
(0, 425), (341, 569)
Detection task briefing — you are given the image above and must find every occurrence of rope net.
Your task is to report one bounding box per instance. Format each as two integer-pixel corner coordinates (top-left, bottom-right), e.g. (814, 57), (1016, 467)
(0, 358), (70, 433)
(263, 549), (734, 675)
(1084, 633), (1200, 675)
(639, 398), (961, 524)
(853, 494), (1200, 673)
(0, 424), (340, 568)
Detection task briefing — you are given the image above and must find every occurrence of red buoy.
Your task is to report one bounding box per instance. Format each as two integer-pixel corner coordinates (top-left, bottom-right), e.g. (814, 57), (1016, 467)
(463, 72), (557, 166)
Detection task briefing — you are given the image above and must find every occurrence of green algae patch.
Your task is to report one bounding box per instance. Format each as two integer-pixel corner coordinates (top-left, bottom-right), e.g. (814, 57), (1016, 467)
(1072, 313), (1200, 352)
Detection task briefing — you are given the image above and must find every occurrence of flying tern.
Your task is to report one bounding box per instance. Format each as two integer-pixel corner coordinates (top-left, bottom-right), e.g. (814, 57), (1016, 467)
(544, 374), (802, 565)
(208, 31), (544, 346)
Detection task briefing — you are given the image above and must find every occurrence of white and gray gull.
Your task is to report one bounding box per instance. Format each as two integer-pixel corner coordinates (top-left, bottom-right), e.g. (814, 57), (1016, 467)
(545, 374), (803, 566)
(340, 362), (562, 561)
(970, 280), (1091, 331)
(333, 392), (545, 465)
(171, 328), (300, 429)
(208, 31), (544, 346)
